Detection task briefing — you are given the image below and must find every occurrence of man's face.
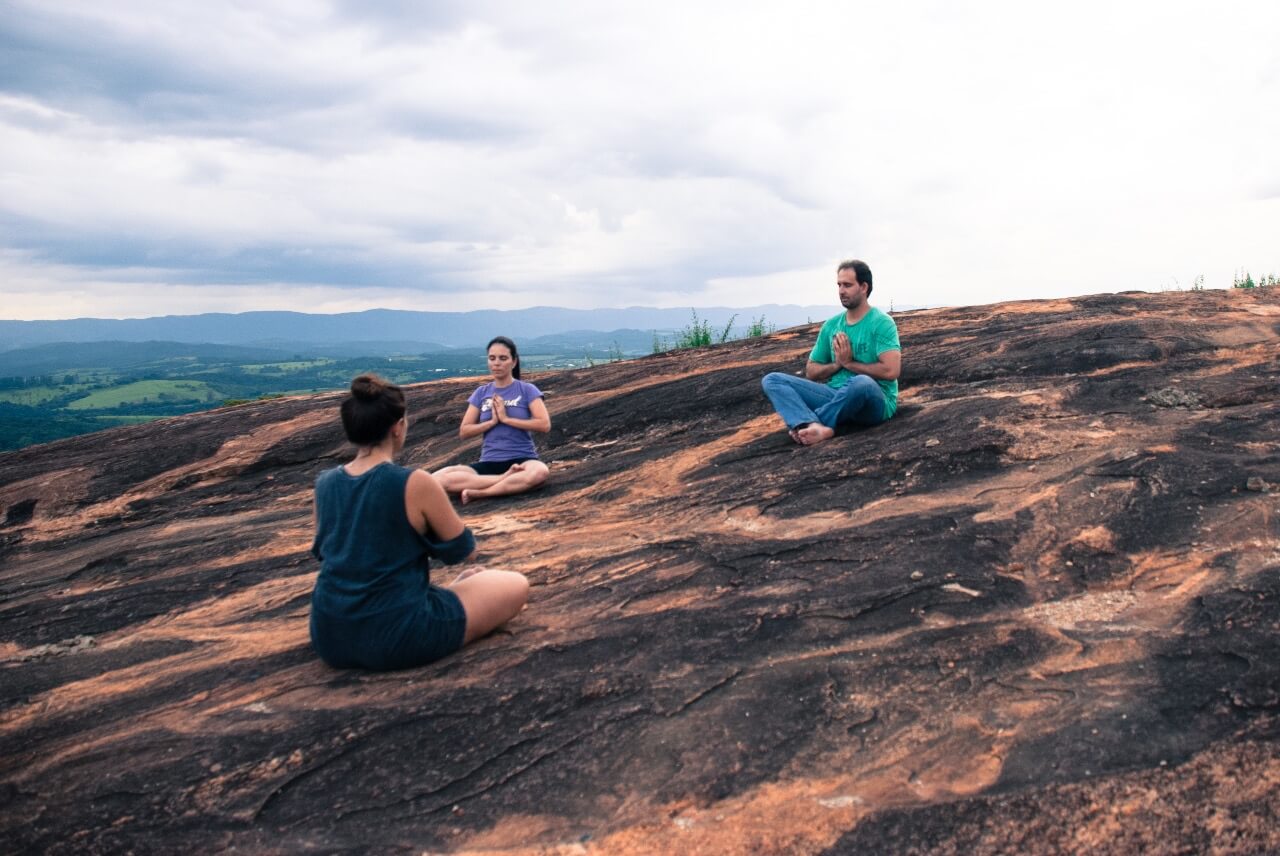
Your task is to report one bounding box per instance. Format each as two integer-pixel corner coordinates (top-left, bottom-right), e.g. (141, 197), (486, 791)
(837, 270), (866, 309)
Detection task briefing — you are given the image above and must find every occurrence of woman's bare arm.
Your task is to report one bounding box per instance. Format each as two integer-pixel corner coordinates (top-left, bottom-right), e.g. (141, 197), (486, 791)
(496, 396), (551, 433)
(405, 468), (468, 543)
(458, 403), (496, 439)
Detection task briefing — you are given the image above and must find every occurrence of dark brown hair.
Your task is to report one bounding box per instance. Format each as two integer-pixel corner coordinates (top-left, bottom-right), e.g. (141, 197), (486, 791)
(837, 259), (873, 296)
(340, 374), (406, 445)
(488, 336), (521, 380)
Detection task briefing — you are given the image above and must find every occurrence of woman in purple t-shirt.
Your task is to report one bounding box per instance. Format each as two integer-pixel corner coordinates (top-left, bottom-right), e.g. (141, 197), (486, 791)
(433, 336), (552, 504)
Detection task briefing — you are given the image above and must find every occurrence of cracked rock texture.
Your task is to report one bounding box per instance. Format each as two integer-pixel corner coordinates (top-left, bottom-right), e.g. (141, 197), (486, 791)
(2, 289), (1279, 855)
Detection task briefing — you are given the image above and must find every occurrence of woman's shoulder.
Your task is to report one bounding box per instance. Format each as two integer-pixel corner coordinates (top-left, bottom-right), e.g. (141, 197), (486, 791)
(370, 463), (415, 498)
(314, 462), (407, 501)
(315, 464), (346, 488)
(384, 462), (415, 481)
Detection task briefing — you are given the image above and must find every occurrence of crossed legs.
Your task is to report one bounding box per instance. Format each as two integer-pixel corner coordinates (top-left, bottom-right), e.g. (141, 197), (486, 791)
(447, 567), (530, 644)
(761, 372), (887, 445)
(433, 460), (550, 504)
(431, 461), (541, 641)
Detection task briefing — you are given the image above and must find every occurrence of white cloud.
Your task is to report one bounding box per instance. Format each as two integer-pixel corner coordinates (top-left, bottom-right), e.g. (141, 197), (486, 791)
(1, 0), (1278, 319)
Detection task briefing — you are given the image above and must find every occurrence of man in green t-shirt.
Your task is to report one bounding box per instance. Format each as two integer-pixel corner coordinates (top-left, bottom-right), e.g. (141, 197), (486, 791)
(761, 259), (902, 445)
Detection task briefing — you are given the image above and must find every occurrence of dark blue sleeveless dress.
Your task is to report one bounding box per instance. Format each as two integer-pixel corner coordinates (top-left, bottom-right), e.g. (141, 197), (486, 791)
(310, 463), (472, 669)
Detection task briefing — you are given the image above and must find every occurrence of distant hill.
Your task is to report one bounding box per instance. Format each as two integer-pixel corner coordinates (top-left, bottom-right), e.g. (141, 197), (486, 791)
(0, 341), (298, 377)
(0, 305), (838, 351)
(519, 328), (660, 355)
(0, 340), (465, 376)
(238, 340), (455, 358)
(0, 329), (676, 379)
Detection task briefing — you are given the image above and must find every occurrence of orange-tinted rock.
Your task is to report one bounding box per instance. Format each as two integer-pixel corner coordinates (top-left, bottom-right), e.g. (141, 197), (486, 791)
(2, 289), (1278, 854)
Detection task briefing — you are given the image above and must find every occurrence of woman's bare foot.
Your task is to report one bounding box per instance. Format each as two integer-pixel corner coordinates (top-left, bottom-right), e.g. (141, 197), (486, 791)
(796, 424), (835, 445)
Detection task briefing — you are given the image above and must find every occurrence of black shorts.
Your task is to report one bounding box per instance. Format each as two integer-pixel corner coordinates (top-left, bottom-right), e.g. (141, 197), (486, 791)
(470, 458), (534, 476)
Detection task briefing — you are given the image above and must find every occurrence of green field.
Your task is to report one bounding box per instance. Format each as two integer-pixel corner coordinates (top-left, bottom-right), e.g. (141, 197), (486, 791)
(65, 380), (224, 410)
(238, 360), (332, 373)
(0, 384), (93, 405)
(94, 415), (158, 425)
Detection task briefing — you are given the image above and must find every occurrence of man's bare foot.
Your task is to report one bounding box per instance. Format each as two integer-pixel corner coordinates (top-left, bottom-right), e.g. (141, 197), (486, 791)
(788, 423), (811, 444)
(796, 424), (835, 445)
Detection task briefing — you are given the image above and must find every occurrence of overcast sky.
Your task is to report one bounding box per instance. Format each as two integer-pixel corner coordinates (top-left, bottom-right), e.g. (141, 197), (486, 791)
(2, 1), (1277, 320)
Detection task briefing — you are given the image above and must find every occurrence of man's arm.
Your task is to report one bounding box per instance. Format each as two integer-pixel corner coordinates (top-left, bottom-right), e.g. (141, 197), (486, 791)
(810, 332), (901, 381)
(805, 359), (843, 382)
(806, 322), (839, 381)
(847, 349), (901, 381)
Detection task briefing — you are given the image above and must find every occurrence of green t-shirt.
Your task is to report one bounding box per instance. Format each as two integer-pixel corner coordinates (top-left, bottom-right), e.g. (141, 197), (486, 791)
(809, 307), (901, 418)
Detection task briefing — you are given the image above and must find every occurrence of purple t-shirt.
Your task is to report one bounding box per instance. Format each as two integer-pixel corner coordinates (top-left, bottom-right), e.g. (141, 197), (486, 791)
(467, 379), (543, 462)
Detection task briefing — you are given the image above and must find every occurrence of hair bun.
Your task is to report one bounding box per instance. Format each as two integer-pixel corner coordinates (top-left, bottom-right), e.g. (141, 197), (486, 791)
(350, 374), (383, 401)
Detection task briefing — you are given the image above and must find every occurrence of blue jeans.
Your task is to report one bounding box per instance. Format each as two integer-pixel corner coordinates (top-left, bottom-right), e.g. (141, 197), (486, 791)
(761, 372), (888, 431)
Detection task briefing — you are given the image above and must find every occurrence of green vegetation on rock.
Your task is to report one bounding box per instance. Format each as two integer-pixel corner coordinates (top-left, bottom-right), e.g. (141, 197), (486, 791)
(1233, 270), (1278, 289)
(652, 310), (775, 353)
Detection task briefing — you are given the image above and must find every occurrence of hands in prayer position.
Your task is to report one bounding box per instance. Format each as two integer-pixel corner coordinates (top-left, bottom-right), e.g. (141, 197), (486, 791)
(832, 331), (853, 370)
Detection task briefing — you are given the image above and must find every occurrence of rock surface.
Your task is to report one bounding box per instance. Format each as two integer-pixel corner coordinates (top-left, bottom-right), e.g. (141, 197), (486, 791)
(2, 289), (1279, 854)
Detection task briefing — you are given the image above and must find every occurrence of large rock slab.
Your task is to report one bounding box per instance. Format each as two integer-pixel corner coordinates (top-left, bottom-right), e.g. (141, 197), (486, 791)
(2, 289), (1278, 854)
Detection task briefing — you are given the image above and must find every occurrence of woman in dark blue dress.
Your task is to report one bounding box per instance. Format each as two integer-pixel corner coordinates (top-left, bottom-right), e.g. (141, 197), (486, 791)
(310, 374), (528, 669)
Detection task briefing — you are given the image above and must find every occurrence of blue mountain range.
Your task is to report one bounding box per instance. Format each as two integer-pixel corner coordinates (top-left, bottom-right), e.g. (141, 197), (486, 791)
(0, 305), (838, 352)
